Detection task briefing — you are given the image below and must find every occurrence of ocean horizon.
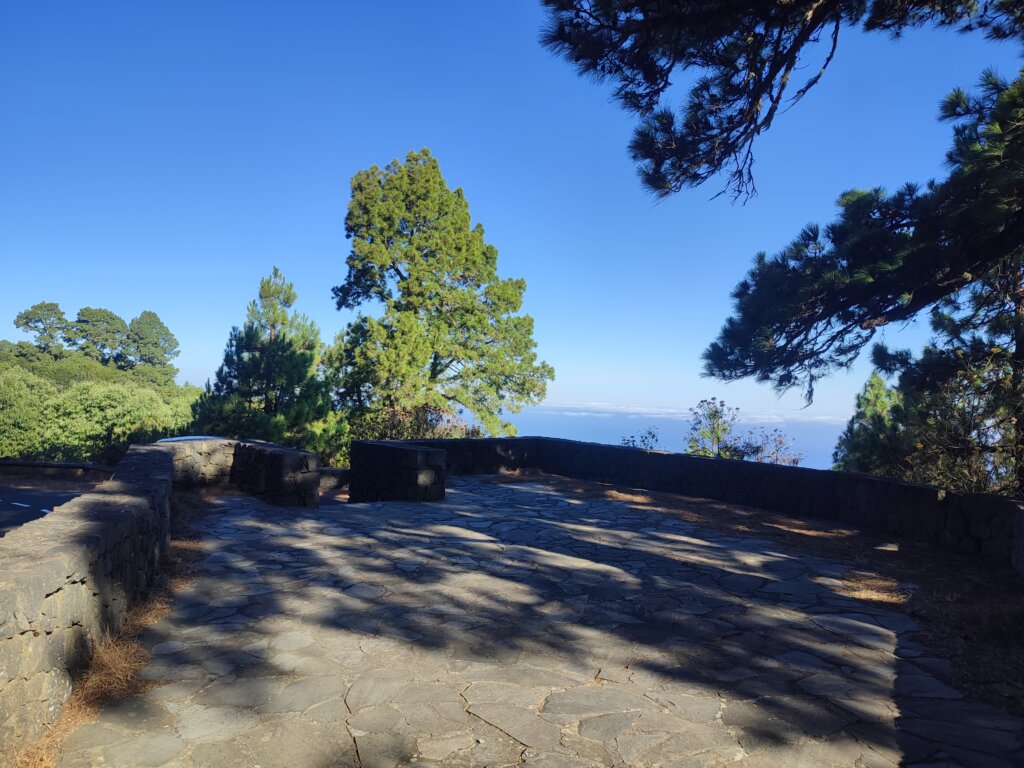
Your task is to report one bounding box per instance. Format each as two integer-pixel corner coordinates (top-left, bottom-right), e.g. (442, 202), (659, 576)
(505, 405), (846, 470)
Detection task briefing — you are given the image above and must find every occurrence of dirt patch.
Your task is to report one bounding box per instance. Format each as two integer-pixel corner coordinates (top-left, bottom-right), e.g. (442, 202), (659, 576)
(14, 491), (214, 768)
(508, 473), (1024, 718)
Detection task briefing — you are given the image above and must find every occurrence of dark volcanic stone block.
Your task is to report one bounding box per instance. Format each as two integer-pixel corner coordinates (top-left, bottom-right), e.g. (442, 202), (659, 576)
(349, 441), (447, 502)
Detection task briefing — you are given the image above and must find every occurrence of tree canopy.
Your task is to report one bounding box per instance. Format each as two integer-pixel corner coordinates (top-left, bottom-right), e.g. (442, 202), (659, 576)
(703, 69), (1024, 398)
(125, 311), (180, 371)
(542, 0), (1023, 198)
(14, 302), (68, 355)
(69, 307), (128, 365)
(833, 245), (1024, 494)
(1, 303), (196, 464)
(332, 149), (554, 436)
(193, 267), (330, 446)
(832, 370), (904, 476)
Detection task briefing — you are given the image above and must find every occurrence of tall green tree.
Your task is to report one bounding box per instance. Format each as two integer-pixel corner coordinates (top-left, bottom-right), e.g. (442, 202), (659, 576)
(832, 371), (903, 476)
(834, 257), (1024, 493)
(69, 307), (128, 365)
(331, 149), (554, 436)
(542, 1), (1022, 198)
(193, 267), (329, 444)
(14, 302), (69, 355)
(706, 70), (1024, 492)
(124, 311), (180, 376)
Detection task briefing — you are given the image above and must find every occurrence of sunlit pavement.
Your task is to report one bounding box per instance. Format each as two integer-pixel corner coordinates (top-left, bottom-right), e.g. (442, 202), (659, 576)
(59, 476), (1024, 767)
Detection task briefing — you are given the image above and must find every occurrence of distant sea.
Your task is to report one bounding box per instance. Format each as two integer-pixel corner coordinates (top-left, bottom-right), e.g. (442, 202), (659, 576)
(505, 406), (846, 470)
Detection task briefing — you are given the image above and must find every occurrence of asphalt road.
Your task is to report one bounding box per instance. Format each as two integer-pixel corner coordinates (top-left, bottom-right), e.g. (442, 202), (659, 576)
(0, 486), (82, 537)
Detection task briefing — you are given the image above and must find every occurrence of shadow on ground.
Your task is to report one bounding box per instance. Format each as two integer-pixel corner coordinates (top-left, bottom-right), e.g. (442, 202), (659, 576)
(61, 476), (1024, 768)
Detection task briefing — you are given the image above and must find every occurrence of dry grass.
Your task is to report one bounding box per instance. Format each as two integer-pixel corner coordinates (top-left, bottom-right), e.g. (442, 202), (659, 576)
(14, 491), (214, 768)
(512, 473), (1024, 717)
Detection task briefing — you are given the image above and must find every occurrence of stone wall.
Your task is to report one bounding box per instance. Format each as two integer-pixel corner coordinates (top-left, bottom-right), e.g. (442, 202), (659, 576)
(163, 438), (320, 508)
(0, 459), (113, 483)
(0, 445), (172, 760)
(349, 441), (445, 502)
(408, 437), (1024, 579)
(319, 467), (351, 494)
(0, 438), (319, 763)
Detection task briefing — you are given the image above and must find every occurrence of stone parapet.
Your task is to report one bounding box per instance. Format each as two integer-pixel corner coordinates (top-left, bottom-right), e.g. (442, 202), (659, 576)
(0, 459), (113, 483)
(161, 438), (319, 508)
(229, 441), (319, 507)
(0, 445), (172, 761)
(0, 438), (318, 764)
(349, 441), (445, 502)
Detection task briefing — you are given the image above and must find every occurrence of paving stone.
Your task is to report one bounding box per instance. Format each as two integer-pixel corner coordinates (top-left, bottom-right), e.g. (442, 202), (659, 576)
(463, 681), (550, 708)
(188, 742), (263, 768)
(401, 700), (474, 735)
(61, 723), (125, 751)
(259, 676), (347, 713)
(577, 711), (638, 741)
(193, 676), (281, 707)
(521, 749), (603, 767)
(899, 718), (1023, 754)
(542, 686), (660, 721)
(346, 674), (410, 711)
(469, 722), (528, 765)
(353, 732), (418, 768)
(348, 705), (402, 733)
(269, 631), (315, 651)
(238, 716), (358, 768)
(644, 692), (721, 723)
(810, 614), (897, 652)
(615, 732), (671, 763)
(174, 705), (261, 743)
(346, 583), (387, 600)
(469, 703), (563, 749)
(101, 734), (186, 766)
(395, 681), (464, 704)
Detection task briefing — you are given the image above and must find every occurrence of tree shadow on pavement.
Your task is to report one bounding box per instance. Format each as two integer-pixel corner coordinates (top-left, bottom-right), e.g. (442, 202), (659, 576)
(65, 476), (1024, 768)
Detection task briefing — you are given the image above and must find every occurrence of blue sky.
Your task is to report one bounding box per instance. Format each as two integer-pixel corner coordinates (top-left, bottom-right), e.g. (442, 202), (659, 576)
(2, 2), (1021, 433)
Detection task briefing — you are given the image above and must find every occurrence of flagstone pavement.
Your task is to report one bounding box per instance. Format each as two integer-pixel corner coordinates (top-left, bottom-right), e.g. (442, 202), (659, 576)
(59, 476), (1024, 767)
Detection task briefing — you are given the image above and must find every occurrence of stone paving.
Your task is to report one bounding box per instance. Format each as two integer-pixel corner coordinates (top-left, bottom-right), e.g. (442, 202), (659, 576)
(59, 477), (1024, 767)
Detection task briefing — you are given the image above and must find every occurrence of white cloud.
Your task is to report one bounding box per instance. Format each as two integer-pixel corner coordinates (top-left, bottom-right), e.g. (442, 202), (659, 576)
(537, 401), (846, 425)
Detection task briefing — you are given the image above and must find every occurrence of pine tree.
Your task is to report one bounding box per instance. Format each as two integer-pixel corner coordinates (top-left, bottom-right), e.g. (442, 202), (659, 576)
(331, 149), (554, 436)
(124, 311), (180, 376)
(193, 268), (328, 444)
(69, 307), (128, 365)
(14, 302), (68, 355)
(832, 371), (903, 475)
(707, 71), (1024, 493)
(542, 1), (1022, 198)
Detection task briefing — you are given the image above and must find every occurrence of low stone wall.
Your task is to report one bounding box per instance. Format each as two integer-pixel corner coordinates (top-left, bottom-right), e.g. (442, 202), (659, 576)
(408, 437), (1024, 579)
(349, 441), (445, 502)
(0, 459), (113, 483)
(0, 445), (172, 760)
(0, 438), (318, 763)
(320, 467), (351, 494)
(164, 438), (320, 508)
